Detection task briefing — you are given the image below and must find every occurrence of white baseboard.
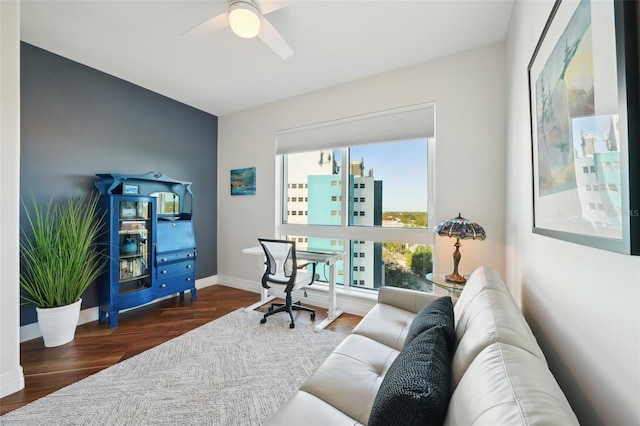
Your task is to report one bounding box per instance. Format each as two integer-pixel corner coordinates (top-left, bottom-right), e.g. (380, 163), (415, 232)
(0, 365), (24, 398)
(19, 274), (375, 342)
(20, 276), (220, 343)
(216, 275), (262, 294)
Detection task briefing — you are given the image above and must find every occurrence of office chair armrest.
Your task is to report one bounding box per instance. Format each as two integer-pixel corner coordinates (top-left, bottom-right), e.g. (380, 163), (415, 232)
(297, 261), (317, 269)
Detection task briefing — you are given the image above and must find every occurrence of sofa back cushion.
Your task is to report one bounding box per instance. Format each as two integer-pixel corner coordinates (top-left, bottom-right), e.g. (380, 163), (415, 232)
(445, 343), (579, 425)
(453, 266), (510, 320)
(451, 269), (546, 389)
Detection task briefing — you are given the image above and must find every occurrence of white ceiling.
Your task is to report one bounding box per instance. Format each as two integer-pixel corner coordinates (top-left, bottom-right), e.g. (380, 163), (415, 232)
(20, 0), (515, 117)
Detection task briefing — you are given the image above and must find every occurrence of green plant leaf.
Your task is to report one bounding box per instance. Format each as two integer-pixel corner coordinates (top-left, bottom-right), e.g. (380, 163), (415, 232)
(20, 192), (108, 308)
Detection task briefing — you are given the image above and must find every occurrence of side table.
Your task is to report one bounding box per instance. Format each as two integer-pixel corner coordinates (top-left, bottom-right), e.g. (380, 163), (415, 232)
(426, 273), (464, 299)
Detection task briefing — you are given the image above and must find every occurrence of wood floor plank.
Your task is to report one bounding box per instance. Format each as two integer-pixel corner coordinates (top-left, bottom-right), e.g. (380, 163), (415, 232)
(0, 284), (361, 416)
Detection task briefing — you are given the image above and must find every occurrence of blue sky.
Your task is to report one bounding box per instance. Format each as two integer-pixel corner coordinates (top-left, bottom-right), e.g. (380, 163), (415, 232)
(349, 139), (428, 211)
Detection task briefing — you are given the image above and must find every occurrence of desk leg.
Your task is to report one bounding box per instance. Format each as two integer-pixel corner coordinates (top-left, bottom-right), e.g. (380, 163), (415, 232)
(243, 258), (277, 312)
(243, 290), (276, 312)
(314, 262), (344, 332)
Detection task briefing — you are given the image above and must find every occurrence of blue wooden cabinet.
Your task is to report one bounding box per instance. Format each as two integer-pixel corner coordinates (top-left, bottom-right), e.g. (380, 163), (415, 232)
(95, 172), (197, 328)
(155, 220), (196, 298)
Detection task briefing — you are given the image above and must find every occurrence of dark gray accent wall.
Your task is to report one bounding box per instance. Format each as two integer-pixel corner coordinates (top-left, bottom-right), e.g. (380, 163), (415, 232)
(20, 43), (218, 326)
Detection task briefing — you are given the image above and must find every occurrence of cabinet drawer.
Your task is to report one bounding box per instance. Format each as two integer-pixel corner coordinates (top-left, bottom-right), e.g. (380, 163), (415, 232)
(156, 250), (196, 265)
(156, 273), (195, 297)
(157, 260), (195, 279)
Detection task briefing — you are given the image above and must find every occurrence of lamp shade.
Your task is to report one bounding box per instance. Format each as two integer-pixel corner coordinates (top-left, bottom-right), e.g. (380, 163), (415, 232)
(229, 1), (261, 39)
(433, 213), (486, 240)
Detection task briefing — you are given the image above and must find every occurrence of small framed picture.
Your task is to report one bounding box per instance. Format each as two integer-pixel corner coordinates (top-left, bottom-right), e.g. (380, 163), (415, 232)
(123, 184), (139, 194)
(230, 167), (256, 196)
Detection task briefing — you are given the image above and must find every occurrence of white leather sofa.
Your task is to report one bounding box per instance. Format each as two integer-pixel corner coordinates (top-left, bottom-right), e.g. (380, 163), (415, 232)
(266, 266), (579, 425)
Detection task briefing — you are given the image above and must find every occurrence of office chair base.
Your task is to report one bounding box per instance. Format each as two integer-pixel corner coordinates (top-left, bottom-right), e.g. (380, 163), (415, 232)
(260, 298), (315, 329)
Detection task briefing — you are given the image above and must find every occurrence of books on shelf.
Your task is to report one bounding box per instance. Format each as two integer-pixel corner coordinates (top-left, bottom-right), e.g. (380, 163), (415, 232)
(119, 257), (147, 280)
(120, 221), (147, 232)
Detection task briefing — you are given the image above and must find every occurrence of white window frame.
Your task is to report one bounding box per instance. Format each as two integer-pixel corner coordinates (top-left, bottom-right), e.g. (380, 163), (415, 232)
(274, 103), (436, 292)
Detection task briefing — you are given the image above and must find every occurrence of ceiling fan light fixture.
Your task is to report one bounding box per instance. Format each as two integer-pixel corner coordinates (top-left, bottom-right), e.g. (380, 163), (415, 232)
(229, 1), (261, 39)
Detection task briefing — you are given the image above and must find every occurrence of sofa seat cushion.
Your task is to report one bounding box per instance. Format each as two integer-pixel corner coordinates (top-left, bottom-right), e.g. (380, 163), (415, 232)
(446, 343), (579, 425)
(300, 334), (399, 425)
(352, 303), (416, 350)
(404, 296), (455, 351)
(369, 325), (452, 426)
(265, 391), (363, 426)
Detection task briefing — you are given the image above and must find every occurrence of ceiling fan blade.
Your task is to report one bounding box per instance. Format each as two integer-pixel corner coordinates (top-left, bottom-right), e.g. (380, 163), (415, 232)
(182, 12), (230, 37)
(256, 0), (290, 15)
(257, 15), (293, 59)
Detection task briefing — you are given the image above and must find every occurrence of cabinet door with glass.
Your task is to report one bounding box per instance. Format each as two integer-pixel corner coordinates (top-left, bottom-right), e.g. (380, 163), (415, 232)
(98, 195), (156, 328)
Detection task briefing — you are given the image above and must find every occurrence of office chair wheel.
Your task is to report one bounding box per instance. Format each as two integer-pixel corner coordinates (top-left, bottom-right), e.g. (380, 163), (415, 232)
(310, 313), (316, 320)
(289, 323), (295, 329)
(260, 317), (267, 324)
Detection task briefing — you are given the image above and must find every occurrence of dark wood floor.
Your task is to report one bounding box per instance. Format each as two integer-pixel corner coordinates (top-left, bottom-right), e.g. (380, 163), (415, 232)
(0, 285), (362, 416)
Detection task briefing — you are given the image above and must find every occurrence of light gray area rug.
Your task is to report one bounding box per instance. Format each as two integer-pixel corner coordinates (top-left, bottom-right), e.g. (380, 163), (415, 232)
(1, 309), (346, 425)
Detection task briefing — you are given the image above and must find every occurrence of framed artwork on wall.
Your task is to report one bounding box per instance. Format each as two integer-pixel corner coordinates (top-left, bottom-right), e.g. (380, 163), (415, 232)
(230, 167), (256, 196)
(528, 0), (640, 254)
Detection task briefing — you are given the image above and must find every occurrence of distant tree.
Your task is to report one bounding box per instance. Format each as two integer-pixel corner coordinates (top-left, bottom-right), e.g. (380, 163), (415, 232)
(407, 246), (433, 276)
(382, 212), (427, 227)
(383, 242), (404, 254)
(385, 264), (423, 291)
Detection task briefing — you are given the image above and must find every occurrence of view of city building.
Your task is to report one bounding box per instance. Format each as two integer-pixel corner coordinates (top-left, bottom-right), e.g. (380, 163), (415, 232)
(284, 142), (432, 291)
(573, 114), (622, 238)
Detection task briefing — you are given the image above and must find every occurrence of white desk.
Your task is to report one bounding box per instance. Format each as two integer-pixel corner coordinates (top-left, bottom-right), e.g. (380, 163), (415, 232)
(242, 245), (344, 332)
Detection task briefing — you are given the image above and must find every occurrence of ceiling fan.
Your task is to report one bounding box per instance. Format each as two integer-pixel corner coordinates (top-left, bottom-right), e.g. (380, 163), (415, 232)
(183, 0), (293, 60)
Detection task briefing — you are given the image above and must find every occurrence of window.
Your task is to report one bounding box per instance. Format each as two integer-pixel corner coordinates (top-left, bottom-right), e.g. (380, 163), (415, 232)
(280, 141), (434, 290)
(276, 103), (435, 291)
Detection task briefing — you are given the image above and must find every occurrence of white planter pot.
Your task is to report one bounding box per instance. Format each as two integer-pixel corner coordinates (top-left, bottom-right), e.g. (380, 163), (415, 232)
(36, 298), (82, 347)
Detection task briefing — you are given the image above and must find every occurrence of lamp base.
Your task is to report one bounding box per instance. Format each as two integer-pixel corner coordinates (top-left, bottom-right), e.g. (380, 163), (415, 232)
(445, 272), (467, 284)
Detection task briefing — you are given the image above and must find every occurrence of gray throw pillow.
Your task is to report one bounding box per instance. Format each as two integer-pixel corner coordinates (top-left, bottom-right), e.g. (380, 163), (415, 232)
(368, 324), (452, 426)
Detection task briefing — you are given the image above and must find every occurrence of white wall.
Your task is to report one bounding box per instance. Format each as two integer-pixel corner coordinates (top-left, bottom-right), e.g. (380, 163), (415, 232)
(217, 43), (506, 310)
(0, 0), (25, 398)
(505, 2), (640, 424)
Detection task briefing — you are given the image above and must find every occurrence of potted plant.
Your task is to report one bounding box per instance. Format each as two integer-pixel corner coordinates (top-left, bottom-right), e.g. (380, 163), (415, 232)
(20, 192), (107, 347)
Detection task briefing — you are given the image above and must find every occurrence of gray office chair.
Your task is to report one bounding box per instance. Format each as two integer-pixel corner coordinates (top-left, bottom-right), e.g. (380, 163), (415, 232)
(258, 238), (317, 329)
